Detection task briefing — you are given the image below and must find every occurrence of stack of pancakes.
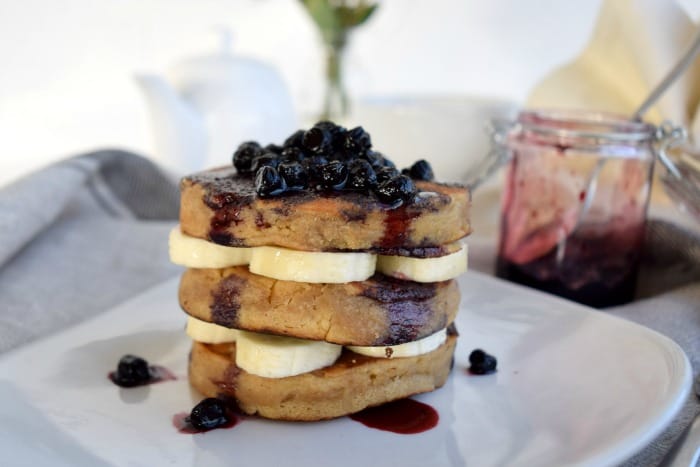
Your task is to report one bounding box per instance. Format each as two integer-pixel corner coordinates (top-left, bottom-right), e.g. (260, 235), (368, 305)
(170, 167), (471, 421)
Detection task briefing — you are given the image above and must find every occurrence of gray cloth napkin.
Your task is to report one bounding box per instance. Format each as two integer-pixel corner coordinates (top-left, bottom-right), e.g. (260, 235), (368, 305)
(0, 150), (180, 354)
(0, 150), (698, 465)
(615, 221), (700, 467)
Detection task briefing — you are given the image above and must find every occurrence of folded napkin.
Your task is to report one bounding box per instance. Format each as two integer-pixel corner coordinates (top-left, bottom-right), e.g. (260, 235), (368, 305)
(0, 150), (181, 354)
(528, 0), (700, 143)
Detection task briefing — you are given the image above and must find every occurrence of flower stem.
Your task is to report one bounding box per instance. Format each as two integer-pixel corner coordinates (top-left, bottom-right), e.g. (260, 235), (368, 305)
(321, 34), (348, 121)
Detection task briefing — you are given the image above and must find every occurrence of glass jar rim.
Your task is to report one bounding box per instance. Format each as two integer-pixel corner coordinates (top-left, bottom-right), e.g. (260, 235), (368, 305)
(516, 109), (656, 143)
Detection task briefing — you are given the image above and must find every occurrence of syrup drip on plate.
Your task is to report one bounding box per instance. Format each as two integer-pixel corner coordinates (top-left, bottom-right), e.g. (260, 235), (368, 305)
(349, 398), (438, 434)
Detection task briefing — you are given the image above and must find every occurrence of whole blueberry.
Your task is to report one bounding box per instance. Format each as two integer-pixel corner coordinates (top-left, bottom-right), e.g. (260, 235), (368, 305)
(469, 349), (498, 375)
(278, 161), (308, 190)
(232, 141), (263, 175)
(375, 175), (417, 205)
(113, 355), (151, 387)
(315, 120), (345, 140)
(361, 150), (385, 168)
(318, 160), (348, 190)
(381, 157), (396, 169)
(264, 143), (283, 155)
(375, 166), (400, 184)
(407, 159), (434, 181)
(187, 398), (230, 431)
(346, 159), (377, 190)
(302, 127), (333, 155)
(255, 166), (287, 198)
(302, 155), (329, 186)
(343, 126), (372, 155)
(251, 152), (280, 173)
(283, 129), (305, 149)
(281, 146), (307, 162)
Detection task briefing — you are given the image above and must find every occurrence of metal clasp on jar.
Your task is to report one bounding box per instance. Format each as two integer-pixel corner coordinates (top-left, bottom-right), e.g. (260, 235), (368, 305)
(654, 122), (700, 222)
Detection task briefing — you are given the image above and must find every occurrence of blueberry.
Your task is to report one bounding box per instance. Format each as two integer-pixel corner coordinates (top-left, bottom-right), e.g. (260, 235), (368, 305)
(375, 175), (417, 205)
(318, 160), (348, 190)
(343, 126), (372, 154)
(302, 127), (333, 155)
(302, 155), (329, 176)
(315, 121), (346, 141)
(232, 141), (263, 175)
(375, 166), (400, 184)
(113, 354), (151, 387)
(278, 161), (307, 190)
(255, 166), (287, 197)
(468, 349), (497, 375)
(264, 143), (283, 155)
(407, 159), (434, 181)
(346, 159), (377, 190)
(251, 152), (280, 173)
(313, 120), (340, 132)
(381, 157), (396, 169)
(187, 398), (230, 431)
(361, 150), (385, 168)
(281, 146), (307, 162)
(283, 129), (305, 149)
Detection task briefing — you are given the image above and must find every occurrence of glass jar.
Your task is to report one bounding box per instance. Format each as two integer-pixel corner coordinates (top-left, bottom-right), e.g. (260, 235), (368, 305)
(492, 110), (661, 308)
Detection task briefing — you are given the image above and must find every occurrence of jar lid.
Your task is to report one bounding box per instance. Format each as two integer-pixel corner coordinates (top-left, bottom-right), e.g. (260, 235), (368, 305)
(516, 109), (656, 144)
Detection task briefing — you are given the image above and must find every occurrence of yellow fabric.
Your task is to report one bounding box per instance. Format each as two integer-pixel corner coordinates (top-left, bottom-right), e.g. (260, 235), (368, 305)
(528, 0), (700, 143)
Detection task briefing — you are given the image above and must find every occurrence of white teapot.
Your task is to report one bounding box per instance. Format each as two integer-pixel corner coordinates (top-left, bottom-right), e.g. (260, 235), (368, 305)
(136, 32), (298, 172)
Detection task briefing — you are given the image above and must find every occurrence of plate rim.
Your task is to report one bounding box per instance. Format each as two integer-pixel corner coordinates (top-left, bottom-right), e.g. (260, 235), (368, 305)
(457, 272), (693, 466)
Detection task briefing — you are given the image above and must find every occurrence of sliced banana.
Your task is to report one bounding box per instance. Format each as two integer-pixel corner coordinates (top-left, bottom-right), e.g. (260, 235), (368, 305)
(249, 246), (376, 283)
(377, 244), (468, 282)
(185, 316), (240, 344)
(235, 331), (342, 378)
(347, 328), (447, 358)
(169, 228), (252, 268)
(171, 226), (466, 283)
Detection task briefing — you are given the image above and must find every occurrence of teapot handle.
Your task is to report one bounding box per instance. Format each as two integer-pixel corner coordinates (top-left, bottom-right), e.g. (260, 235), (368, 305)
(464, 118), (515, 190)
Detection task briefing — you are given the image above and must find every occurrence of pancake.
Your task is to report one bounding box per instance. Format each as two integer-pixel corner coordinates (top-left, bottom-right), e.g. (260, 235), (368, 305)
(180, 168), (471, 251)
(189, 329), (457, 421)
(179, 266), (460, 346)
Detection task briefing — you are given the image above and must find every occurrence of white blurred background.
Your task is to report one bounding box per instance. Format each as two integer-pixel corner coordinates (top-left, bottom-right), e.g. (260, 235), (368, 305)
(1, 0), (698, 186)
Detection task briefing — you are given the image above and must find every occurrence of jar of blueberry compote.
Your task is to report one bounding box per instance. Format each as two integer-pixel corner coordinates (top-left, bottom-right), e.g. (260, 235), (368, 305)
(490, 109), (682, 308)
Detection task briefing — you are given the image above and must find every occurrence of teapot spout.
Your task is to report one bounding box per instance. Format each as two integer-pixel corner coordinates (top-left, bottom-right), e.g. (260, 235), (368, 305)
(134, 74), (207, 172)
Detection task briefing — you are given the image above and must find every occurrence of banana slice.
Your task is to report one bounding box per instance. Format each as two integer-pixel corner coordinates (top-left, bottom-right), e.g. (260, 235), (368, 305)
(235, 331), (342, 378)
(171, 225), (465, 283)
(376, 244), (468, 282)
(169, 228), (252, 268)
(185, 316), (240, 344)
(249, 246), (376, 283)
(347, 328), (447, 358)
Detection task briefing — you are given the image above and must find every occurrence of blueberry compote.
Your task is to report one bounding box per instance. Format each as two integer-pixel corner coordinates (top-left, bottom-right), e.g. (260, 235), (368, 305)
(496, 223), (644, 308)
(232, 121), (435, 207)
(173, 398), (239, 434)
(108, 354), (176, 387)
